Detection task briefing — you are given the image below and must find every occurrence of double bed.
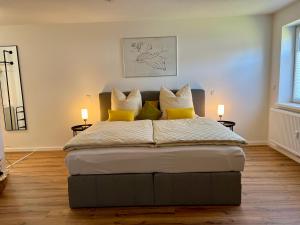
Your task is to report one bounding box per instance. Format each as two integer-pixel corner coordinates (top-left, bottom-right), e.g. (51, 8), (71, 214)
(64, 89), (246, 208)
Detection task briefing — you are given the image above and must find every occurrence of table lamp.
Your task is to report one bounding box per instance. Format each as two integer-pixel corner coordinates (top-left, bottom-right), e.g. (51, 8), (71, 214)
(81, 108), (88, 125)
(218, 104), (224, 120)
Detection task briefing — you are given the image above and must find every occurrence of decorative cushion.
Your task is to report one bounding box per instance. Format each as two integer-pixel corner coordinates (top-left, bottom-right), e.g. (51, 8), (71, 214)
(166, 108), (195, 120)
(111, 88), (142, 117)
(108, 110), (135, 121)
(137, 102), (162, 120)
(159, 84), (194, 118)
(146, 100), (159, 109)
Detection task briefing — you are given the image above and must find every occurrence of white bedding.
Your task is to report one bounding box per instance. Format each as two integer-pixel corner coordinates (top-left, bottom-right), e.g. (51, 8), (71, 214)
(65, 145), (245, 175)
(153, 117), (246, 146)
(64, 117), (246, 151)
(64, 120), (154, 151)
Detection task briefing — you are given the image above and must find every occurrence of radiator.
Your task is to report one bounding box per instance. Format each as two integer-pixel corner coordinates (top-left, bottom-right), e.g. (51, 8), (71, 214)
(269, 108), (300, 157)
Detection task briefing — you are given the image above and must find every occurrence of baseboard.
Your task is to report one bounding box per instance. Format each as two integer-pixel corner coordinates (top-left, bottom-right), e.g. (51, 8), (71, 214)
(269, 141), (300, 164)
(4, 146), (63, 152)
(246, 141), (268, 146)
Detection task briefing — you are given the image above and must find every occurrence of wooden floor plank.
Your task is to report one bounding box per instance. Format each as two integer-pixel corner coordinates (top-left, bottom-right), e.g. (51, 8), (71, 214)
(1, 146), (300, 225)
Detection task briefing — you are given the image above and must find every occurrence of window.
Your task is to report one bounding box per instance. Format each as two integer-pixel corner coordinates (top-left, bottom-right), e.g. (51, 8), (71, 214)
(293, 26), (300, 103)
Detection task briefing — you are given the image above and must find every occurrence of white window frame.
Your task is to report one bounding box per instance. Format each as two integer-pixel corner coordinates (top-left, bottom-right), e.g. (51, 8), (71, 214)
(292, 26), (300, 103)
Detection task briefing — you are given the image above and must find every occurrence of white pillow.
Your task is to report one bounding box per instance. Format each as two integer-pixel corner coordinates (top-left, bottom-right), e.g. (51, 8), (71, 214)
(159, 84), (194, 119)
(111, 88), (142, 117)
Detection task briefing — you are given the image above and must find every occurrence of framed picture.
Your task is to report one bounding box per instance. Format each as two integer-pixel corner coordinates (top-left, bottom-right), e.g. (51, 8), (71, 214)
(122, 36), (177, 77)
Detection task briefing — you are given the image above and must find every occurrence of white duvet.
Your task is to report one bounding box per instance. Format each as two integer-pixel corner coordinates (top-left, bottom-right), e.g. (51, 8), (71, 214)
(153, 117), (246, 146)
(64, 117), (246, 151)
(64, 120), (154, 151)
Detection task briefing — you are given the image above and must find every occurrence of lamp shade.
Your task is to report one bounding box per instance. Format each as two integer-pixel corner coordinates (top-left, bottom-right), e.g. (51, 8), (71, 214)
(217, 104), (224, 116)
(81, 108), (88, 120)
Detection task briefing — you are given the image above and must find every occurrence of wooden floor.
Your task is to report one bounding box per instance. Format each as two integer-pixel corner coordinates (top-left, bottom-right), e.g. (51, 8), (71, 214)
(1, 146), (300, 225)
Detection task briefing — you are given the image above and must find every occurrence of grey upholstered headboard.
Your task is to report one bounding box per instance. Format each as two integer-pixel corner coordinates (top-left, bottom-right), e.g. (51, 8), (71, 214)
(99, 89), (205, 121)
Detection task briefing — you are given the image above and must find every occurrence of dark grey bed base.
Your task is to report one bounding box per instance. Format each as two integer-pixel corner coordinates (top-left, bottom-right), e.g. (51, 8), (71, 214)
(68, 172), (241, 208)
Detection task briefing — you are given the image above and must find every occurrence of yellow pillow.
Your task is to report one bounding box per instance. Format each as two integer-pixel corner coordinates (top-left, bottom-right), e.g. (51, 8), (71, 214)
(166, 108), (195, 120)
(108, 110), (135, 121)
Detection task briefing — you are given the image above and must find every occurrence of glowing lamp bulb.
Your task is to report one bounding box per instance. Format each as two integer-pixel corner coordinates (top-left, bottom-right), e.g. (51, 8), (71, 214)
(218, 105), (224, 120)
(81, 108), (88, 124)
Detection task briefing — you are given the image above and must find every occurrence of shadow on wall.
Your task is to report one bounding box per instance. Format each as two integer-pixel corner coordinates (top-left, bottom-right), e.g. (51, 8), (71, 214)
(101, 81), (204, 93)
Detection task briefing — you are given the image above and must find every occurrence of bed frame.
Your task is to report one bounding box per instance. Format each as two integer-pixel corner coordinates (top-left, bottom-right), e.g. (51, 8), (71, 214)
(67, 89), (242, 208)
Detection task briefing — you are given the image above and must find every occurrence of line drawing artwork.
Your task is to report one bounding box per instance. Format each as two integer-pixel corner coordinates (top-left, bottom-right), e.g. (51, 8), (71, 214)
(131, 41), (167, 71)
(123, 36), (177, 77)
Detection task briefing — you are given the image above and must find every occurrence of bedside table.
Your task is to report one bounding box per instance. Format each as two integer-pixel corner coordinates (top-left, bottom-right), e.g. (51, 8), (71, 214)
(71, 124), (92, 136)
(218, 120), (235, 131)
(0, 172), (8, 194)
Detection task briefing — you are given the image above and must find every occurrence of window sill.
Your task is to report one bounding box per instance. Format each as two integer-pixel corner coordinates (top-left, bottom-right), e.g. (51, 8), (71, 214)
(276, 102), (300, 113)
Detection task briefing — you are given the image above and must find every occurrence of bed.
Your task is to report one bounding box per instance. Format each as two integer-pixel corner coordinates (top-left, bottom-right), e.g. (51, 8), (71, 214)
(65, 89), (246, 208)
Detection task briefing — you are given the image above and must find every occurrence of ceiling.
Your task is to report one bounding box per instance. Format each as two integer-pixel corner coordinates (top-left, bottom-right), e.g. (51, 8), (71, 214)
(0, 0), (296, 25)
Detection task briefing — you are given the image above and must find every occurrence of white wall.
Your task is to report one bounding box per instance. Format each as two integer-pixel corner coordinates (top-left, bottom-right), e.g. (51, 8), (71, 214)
(0, 16), (272, 151)
(270, 0), (300, 106)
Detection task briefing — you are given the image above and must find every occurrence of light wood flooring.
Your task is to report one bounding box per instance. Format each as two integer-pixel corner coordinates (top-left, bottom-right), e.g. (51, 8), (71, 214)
(1, 146), (300, 225)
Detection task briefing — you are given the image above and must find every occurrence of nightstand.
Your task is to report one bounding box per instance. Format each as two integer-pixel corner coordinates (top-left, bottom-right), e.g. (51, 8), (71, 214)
(0, 172), (8, 194)
(71, 124), (92, 136)
(218, 120), (235, 131)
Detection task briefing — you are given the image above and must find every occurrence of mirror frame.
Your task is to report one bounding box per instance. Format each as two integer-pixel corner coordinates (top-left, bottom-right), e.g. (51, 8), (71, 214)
(0, 45), (27, 131)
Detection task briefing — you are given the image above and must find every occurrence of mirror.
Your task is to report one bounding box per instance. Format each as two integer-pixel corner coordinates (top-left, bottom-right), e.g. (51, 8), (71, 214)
(0, 46), (26, 131)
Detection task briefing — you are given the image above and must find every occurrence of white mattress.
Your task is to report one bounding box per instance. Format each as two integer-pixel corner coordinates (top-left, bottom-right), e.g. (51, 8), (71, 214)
(65, 145), (245, 175)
